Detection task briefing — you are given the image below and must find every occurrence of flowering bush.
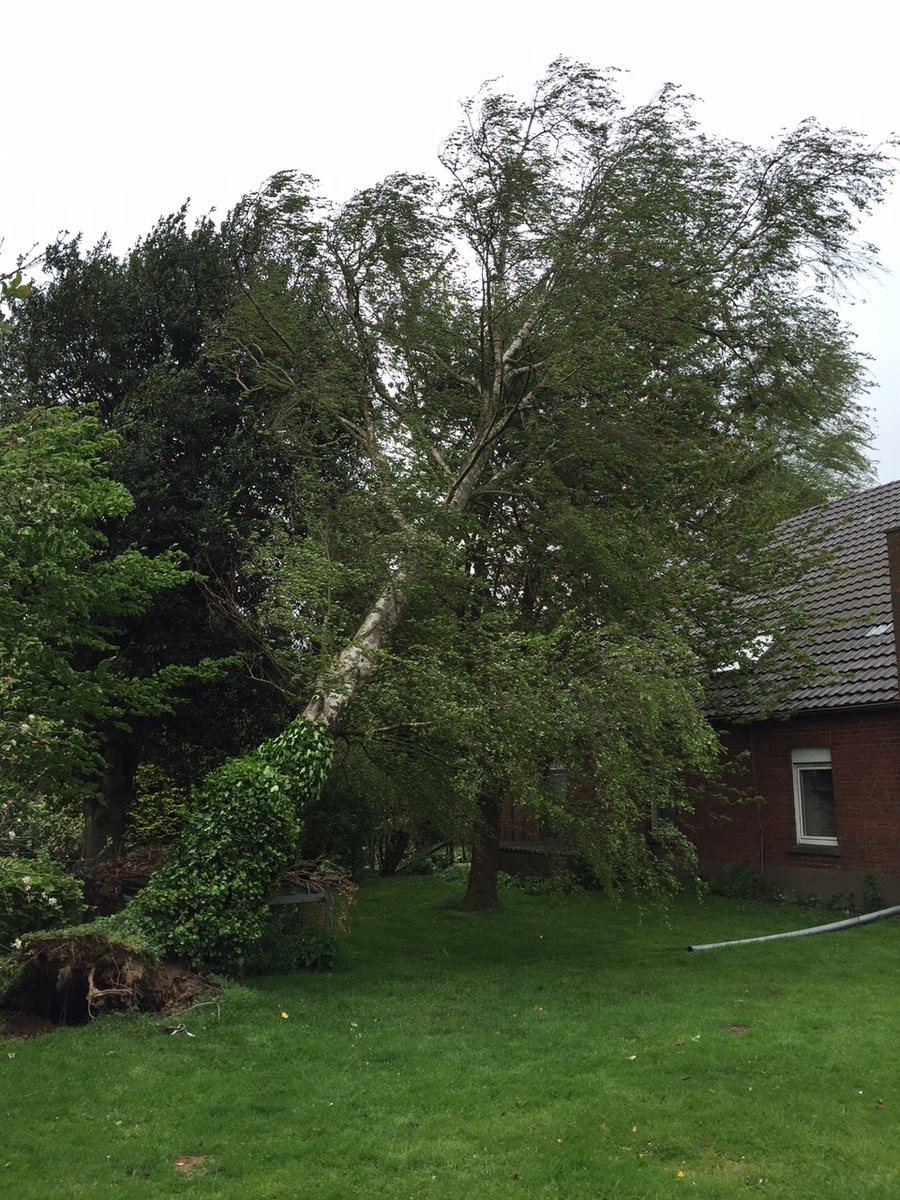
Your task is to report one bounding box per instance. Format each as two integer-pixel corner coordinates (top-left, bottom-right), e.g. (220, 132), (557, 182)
(0, 784), (82, 865)
(0, 856), (85, 950)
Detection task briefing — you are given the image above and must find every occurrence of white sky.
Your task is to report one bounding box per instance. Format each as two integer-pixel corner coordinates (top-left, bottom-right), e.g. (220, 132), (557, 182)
(4, 0), (898, 480)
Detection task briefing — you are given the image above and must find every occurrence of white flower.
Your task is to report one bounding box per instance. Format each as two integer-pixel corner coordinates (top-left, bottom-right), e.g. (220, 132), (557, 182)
(22, 876), (30, 886)
(47, 896), (58, 907)
(12, 938), (22, 950)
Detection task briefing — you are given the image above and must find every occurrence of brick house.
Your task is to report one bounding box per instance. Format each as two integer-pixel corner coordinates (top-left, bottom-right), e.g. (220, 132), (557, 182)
(692, 480), (900, 902)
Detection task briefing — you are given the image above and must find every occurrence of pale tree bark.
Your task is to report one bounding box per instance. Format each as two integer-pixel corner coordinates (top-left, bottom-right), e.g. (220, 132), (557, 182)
(279, 187), (548, 890)
(302, 570), (413, 734)
(300, 301), (541, 738)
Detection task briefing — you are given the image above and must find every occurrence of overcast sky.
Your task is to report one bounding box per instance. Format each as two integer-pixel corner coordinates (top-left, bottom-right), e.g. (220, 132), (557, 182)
(4, 0), (898, 480)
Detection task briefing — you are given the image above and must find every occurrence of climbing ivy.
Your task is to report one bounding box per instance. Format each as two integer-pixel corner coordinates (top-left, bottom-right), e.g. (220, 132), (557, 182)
(122, 718), (332, 973)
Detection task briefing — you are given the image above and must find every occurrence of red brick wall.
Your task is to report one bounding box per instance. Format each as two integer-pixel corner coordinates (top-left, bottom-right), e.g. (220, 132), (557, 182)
(691, 707), (900, 898)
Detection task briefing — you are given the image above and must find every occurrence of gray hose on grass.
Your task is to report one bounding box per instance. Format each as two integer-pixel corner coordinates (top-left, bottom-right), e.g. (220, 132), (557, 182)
(687, 903), (900, 952)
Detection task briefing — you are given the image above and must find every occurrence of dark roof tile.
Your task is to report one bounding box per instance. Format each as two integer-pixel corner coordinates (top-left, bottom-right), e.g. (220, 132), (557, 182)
(721, 479), (900, 716)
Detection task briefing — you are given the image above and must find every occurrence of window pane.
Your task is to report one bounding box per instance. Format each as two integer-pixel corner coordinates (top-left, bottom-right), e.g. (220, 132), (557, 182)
(800, 768), (836, 839)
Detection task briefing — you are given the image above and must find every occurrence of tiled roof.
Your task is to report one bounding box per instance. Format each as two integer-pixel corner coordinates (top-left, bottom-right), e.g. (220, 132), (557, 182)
(724, 479), (900, 717)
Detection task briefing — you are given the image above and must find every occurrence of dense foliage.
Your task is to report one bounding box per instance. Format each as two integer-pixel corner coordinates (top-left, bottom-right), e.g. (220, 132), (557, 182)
(218, 61), (893, 902)
(0, 213), (305, 855)
(244, 908), (337, 974)
(0, 407), (221, 802)
(2, 59), (895, 936)
(123, 718), (332, 971)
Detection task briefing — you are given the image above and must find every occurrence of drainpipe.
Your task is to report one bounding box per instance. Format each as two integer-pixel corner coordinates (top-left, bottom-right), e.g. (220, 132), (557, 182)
(887, 527), (900, 702)
(687, 903), (900, 951)
(748, 724), (764, 880)
(887, 525), (900, 786)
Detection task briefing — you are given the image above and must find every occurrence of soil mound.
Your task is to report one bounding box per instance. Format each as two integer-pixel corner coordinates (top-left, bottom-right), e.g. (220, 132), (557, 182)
(0, 1009), (58, 1040)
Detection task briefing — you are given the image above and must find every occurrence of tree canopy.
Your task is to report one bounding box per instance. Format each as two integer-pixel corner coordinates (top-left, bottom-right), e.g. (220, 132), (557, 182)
(0, 211), (315, 856)
(218, 60), (891, 901)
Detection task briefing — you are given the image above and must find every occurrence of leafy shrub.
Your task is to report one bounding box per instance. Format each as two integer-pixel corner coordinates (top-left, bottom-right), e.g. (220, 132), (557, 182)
(437, 860), (471, 884)
(706, 862), (765, 901)
(706, 865), (879, 914)
(0, 857), (85, 950)
(127, 764), (192, 847)
(400, 846), (456, 876)
(244, 907), (337, 974)
(862, 874), (884, 913)
(498, 869), (583, 896)
(561, 856), (605, 891)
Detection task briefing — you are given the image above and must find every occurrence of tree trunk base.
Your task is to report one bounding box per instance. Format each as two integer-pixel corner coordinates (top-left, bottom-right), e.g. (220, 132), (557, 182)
(457, 892), (503, 911)
(461, 794), (503, 909)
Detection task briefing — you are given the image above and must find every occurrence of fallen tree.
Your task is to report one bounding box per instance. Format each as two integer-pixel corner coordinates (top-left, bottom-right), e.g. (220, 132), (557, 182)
(3, 59), (895, 1012)
(0, 717), (332, 1018)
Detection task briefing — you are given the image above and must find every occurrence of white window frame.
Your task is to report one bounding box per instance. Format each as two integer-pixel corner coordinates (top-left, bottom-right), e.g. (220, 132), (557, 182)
(791, 747), (837, 847)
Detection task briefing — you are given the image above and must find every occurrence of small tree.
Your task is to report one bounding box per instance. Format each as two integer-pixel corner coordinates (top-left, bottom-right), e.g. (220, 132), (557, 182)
(0, 407), (223, 858)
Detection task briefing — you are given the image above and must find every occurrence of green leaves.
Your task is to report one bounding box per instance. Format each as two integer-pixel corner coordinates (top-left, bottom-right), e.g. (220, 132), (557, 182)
(125, 718), (333, 972)
(210, 63), (895, 900)
(0, 407), (219, 796)
(0, 856), (85, 950)
(0, 270), (31, 339)
(0, 270), (31, 303)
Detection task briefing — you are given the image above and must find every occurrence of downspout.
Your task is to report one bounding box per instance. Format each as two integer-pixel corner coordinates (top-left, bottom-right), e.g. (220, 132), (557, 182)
(748, 724), (764, 880)
(886, 527), (900, 846)
(687, 903), (900, 951)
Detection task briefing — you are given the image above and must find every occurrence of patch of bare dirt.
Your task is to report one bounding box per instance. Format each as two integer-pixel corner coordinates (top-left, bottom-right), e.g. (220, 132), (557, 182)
(174, 1155), (207, 1176)
(0, 1009), (58, 1040)
(2, 933), (216, 1026)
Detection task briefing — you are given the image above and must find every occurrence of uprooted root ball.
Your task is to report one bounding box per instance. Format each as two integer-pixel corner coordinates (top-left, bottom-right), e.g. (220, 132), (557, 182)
(2, 933), (216, 1026)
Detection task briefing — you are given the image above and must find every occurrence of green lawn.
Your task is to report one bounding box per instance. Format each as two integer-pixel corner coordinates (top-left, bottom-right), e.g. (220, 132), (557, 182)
(2, 878), (899, 1199)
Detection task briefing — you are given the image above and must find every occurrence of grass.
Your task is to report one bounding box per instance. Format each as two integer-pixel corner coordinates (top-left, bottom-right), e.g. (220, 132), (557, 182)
(2, 877), (900, 1199)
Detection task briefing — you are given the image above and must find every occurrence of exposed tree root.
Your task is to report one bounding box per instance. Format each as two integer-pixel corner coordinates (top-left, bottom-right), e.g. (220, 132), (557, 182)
(2, 933), (216, 1027)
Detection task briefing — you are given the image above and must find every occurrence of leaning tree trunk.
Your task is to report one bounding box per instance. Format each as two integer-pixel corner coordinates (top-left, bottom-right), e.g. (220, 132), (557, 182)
(302, 570), (414, 734)
(81, 730), (141, 865)
(461, 793), (503, 910)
